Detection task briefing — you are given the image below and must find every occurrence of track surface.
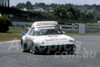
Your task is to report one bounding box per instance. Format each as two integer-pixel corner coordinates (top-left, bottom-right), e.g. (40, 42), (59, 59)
(0, 36), (100, 67)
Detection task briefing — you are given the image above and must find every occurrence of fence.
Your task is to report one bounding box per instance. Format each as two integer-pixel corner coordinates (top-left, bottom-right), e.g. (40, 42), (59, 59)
(9, 21), (33, 29)
(9, 21), (100, 33)
(61, 24), (100, 33)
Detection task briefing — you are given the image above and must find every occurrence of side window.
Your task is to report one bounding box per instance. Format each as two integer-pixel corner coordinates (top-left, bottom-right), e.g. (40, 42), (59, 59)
(27, 28), (39, 36)
(30, 29), (35, 35)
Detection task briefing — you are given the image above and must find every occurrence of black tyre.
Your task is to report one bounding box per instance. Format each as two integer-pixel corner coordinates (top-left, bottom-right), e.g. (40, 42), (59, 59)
(21, 40), (30, 52)
(32, 42), (37, 54)
(67, 45), (76, 55)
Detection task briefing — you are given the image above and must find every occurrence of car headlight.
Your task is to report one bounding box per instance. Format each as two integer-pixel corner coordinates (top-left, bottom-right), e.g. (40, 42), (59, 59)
(69, 40), (74, 42)
(40, 41), (45, 44)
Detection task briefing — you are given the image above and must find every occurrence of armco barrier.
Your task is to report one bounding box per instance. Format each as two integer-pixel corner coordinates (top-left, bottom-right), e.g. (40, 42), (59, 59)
(9, 22), (100, 33)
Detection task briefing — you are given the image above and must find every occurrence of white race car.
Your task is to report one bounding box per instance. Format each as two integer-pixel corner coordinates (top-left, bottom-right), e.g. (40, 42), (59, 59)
(21, 21), (76, 54)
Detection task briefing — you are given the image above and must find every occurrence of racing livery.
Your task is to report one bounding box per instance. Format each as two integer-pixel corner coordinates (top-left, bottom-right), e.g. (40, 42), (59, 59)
(21, 21), (76, 54)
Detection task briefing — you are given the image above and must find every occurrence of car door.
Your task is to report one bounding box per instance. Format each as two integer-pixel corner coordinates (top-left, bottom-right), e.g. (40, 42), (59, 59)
(25, 28), (33, 47)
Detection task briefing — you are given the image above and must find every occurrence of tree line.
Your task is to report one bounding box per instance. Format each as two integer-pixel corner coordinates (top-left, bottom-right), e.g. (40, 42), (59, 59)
(0, 1), (100, 24)
(53, 6), (95, 24)
(14, 1), (99, 23)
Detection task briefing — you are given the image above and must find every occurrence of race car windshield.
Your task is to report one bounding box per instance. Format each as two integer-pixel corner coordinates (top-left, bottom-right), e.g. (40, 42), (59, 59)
(38, 27), (63, 35)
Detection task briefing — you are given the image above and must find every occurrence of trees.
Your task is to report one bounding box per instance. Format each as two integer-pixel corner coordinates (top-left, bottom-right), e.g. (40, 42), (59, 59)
(53, 6), (95, 23)
(54, 6), (81, 20)
(0, 16), (12, 32)
(16, 3), (26, 9)
(16, 1), (33, 9)
(34, 3), (45, 8)
(26, 1), (33, 9)
(54, 6), (67, 19)
(67, 7), (81, 20)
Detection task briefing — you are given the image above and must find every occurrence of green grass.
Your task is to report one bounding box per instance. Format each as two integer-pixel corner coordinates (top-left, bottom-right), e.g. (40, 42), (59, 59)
(0, 33), (22, 42)
(0, 29), (27, 42)
(85, 23), (98, 26)
(7, 29), (27, 33)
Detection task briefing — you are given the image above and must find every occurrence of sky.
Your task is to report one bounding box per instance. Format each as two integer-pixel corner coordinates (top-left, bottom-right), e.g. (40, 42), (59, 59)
(10, 0), (100, 6)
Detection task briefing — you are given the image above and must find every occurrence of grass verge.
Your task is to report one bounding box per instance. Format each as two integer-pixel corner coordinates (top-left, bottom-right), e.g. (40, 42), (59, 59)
(0, 29), (26, 42)
(0, 33), (22, 42)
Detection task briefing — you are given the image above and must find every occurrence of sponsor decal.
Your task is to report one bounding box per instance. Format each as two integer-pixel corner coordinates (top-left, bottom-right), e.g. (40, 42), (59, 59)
(45, 38), (67, 41)
(44, 38), (74, 45)
(48, 35), (58, 37)
(37, 22), (57, 25)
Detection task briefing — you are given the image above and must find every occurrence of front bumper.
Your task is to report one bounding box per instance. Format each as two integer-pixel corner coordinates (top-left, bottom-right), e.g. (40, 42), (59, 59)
(35, 44), (76, 52)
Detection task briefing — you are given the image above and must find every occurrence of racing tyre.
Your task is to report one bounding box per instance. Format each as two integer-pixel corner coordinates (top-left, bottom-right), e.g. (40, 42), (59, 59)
(21, 40), (30, 52)
(32, 42), (37, 54)
(67, 45), (76, 55)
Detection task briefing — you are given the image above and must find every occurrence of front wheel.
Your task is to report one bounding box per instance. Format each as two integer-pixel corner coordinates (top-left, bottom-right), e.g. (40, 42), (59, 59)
(67, 45), (76, 55)
(21, 40), (30, 52)
(32, 42), (37, 54)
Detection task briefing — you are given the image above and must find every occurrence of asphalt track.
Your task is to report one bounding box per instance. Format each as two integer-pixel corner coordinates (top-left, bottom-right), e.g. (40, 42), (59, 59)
(0, 36), (100, 67)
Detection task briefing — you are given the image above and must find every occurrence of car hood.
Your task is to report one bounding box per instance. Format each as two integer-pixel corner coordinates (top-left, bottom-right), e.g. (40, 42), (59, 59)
(35, 34), (75, 46)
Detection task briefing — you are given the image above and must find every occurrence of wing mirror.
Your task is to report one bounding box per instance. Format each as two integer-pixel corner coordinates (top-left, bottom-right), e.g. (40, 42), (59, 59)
(62, 31), (65, 34)
(21, 31), (28, 35)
